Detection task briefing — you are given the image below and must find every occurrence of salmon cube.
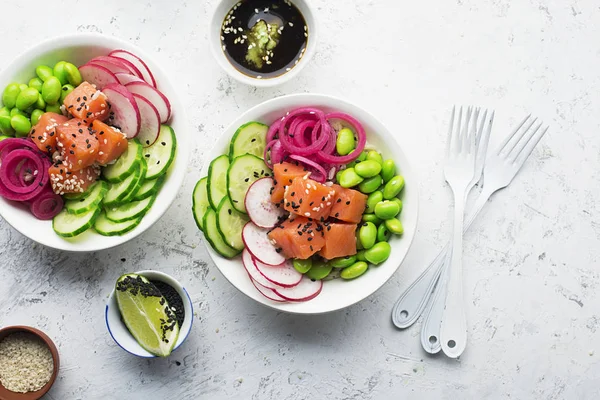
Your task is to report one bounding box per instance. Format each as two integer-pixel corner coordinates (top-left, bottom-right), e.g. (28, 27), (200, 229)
(56, 118), (99, 171)
(63, 81), (109, 122)
(329, 184), (368, 223)
(49, 163), (100, 194)
(319, 222), (358, 259)
(283, 178), (336, 221)
(268, 216), (325, 259)
(271, 162), (309, 204)
(29, 112), (69, 154)
(92, 120), (128, 165)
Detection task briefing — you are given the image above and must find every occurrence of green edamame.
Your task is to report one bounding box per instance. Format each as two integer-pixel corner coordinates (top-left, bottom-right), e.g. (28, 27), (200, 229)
(18, 84), (28, 92)
(52, 61), (69, 85)
(329, 255), (357, 269)
(356, 250), (367, 262)
(354, 160), (382, 178)
(355, 229), (363, 250)
(364, 241), (391, 265)
(293, 258), (312, 274)
(358, 175), (382, 194)
(64, 62), (82, 86)
(41, 76), (61, 105)
(10, 108), (26, 117)
(336, 127), (355, 156)
(46, 103), (62, 114)
(28, 77), (43, 93)
(0, 107), (9, 118)
(361, 213), (382, 225)
(335, 169), (343, 183)
(36, 65), (54, 82)
(366, 150), (383, 165)
(305, 260), (332, 280)
(339, 168), (364, 188)
(2, 83), (21, 109)
(359, 222), (377, 249)
(365, 191), (383, 213)
(381, 159), (396, 183)
(31, 109), (44, 126)
(11, 114), (31, 136)
(356, 151), (368, 162)
(0, 135), (10, 141)
(35, 95), (46, 110)
(60, 84), (75, 103)
(0, 116), (15, 136)
(377, 224), (391, 242)
(382, 175), (405, 199)
(340, 261), (368, 280)
(374, 200), (401, 220)
(391, 198), (403, 212)
(385, 218), (404, 235)
(15, 88), (39, 111)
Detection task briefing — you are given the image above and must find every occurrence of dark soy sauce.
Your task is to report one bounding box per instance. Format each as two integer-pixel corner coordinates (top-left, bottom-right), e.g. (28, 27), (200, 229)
(221, 0), (308, 79)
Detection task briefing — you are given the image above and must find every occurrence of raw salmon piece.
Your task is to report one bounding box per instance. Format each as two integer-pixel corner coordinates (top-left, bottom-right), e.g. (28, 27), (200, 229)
(63, 81), (109, 122)
(29, 112), (69, 154)
(319, 222), (358, 260)
(56, 118), (100, 171)
(329, 184), (368, 223)
(268, 216), (325, 259)
(48, 163), (100, 194)
(283, 178), (336, 221)
(271, 162), (308, 203)
(92, 120), (128, 165)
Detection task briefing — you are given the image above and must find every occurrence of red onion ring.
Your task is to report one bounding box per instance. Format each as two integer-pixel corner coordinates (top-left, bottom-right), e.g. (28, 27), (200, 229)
(278, 108), (329, 156)
(288, 155), (327, 183)
(0, 150), (46, 194)
(316, 112), (367, 165)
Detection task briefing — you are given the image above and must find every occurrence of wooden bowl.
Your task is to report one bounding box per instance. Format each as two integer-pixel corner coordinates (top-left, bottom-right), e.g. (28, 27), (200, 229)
(0, 326), (59, 400)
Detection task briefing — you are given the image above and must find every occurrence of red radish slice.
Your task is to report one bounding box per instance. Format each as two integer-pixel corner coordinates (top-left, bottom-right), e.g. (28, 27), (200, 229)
(106, 56), (143, 78)
(242, 249), (281, 290)
(273, 277), (323, 302)
(79, 64), (118, 90)
(242, 222), (286, 266)
(132, 94), (160, 147)
(115, 72), (144, 86)
(109, 49), (157, 87)
(125, 82), (171, 123)
(102, 84), (141, 138)
(245, 177), (285, 228)
(249, 274), (287, 302)
(88, 56), (131, 75)
(254, 258), (302, 288)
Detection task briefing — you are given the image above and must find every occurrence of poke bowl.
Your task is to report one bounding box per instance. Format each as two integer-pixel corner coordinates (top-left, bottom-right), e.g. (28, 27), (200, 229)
(193, 93), (418, 314)
(0, 33), (190, 252)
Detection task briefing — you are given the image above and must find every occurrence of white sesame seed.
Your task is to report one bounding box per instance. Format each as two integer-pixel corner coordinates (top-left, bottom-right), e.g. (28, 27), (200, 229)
(304, 212), (311, 217)
(288, 22), (294, 27)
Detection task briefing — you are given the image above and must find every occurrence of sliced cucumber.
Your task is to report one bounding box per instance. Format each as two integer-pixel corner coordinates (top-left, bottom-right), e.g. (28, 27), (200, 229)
(216, 196), (249, 251)
(104, 167), (141, 206)
(133, 175), (165, 202)
(65, 181), (108, 215)
(53, 207), (100, 237)
(229, 121), (268, 159)
(192, 177), (210, 232)
(202, 208), (240, 258)
(103, 139), (143, 183)
(94, 212), (142, 236)
(227, 154), (269, 213)
(121, 158), (148, 203)
(207, 154), (229, 210)
(105, 195), (155, 223)
(143, 125), (176, 180)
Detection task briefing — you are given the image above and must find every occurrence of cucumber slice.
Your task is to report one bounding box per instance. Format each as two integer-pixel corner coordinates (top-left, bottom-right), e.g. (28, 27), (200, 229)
(227, 154), (269, 213)
(133, 175), (166, 201)
(103, 139), (143, 183)
(121, 158), (148, 203)
(94, 212), (142, 236)
(105, 195), (155, 223)
(202, 208), (240, 258)
(143, 125), (176, 180)
(229, 121), (268, 159)
(53, 207), (100, 237)
(104, 167), (141, 206)
(216, 196), (249, 250)
(65, 181), (108, 215)
(207, 155), (229, 210)
(192, 177), (210, 232)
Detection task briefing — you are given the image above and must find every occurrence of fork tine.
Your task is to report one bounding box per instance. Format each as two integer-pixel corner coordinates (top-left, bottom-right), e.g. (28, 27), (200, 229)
(446, 106), (456, 158)
(508, 121), (542, 162)
(514, 125), (548, 167)
(454, 106), (463, 154)
(503, 116), (537, 156)
(496, 114), (531, 155)
(469, 107), (480, 154)
(461, 106), (472, 153)
(480, 110), (494, 160)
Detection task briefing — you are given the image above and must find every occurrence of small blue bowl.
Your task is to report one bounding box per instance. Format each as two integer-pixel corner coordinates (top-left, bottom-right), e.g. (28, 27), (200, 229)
(105, 270), (193, 358)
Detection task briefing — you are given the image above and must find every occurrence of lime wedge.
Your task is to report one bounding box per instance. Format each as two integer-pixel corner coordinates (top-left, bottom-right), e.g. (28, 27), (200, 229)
(115, 274), (180, 357)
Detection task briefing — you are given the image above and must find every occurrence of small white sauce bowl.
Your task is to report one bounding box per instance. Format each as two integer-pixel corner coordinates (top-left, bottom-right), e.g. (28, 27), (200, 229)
(105, 270), (193, 358)
(209, 0), (318, 87)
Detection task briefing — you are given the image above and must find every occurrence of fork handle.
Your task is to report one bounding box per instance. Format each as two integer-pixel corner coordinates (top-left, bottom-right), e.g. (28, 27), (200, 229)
(420, 255), (450, 354)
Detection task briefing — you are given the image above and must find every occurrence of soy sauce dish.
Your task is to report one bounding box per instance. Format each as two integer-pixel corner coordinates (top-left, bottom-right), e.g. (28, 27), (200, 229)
(210, 0), (317, 87)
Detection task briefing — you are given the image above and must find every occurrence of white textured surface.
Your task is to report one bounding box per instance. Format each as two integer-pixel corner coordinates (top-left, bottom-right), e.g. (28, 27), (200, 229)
(0, 0), (599, 399)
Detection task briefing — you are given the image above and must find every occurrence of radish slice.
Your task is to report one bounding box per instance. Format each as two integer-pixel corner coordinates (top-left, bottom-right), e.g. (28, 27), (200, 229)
(249, 274), (287, 302)
(115, 72), (144, 86)
(109, 49), (157, 87)
(242, 222), (286, 266)
(245, 177), (285, 229)
(241, 249), (282, 290)
(273, 277), (323, 302)
(102, 84), (141, 138)
(125, 82), (171, 123)
(79, 64), (118, 90)
(132, 94), (160, 147)
(254, 258), (302, 288)
(106, 56), (143, 78)
(88, 56), (131, 75)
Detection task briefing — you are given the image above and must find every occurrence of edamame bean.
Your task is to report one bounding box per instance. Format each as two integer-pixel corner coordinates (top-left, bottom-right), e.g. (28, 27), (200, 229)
(382, 175), (405, 199)
(374, 200), (400, 220)
(0, 116), (15, 136)
(306, 260), (332, 280)
(354, 160), (382, 178)
(28, 77), (43, 93)
(356, 250), (367, 262)
(18, 84), (28, 92)
(15, 87), (39, 111)
(329, 255), (357, 269)
(359, 222), (377, 249)
(60, 84), (74, 103)
(52, 61), (69, 85)
(356, 151), (368, 162)
(377, 224), (391, 242)
(31, 109), (44, 126)
(381, 159), (396, 183)
(0, 135), (10, 141)
(391, 198), (403, 213)
(335, 169), (343, 183)
(355, 229), (363, 250)
(36, 65), (54, 82)
(339, 168), (364, 188)
(385, 218), (404, 235)
(11, 114), (31, 136)
(2, 83), (21, 109)
(64, 62), (82, 86)
(336, 127), (355, 156)
(46, 103), (62, 113)
(361, 213), (382, 225)
(35, 95), (46, 110)
(41, 76), (61, 105)
(366, 150), (383, 165)
(293, 258), (312, 274)
(0, 107), (9, 117)
(365, 191), (383, 213)
(10, 108), (26, 117)
(364, 241), (391, 265)
(358, 175), (382, 194)
(340, 261), (368, 280)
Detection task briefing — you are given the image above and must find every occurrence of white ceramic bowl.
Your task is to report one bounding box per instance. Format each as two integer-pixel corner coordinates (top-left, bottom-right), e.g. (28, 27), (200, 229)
(105, 270), (193, 358)
(0, 33), (190, 252)
(209, 0), (318, 87)
(202, 93), (419, 314)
